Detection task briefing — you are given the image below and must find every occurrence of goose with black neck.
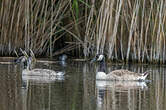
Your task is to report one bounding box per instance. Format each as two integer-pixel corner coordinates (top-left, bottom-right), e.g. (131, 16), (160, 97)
(91, 54), (151, 81)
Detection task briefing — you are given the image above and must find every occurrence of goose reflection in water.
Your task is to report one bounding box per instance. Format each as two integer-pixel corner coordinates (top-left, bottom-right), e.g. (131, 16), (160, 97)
(95, 81), (148, 110)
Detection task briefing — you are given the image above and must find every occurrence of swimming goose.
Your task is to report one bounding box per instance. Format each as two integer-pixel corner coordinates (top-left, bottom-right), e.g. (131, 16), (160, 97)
(91, 54), (150, 81)
(16, 56), (65, 78)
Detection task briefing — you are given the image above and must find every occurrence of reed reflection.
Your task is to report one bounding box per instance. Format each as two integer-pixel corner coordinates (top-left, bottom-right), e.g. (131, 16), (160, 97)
(0, 62), (166, 110)
(20, 61), (84, 110)
(96, 81), (148, 110)
(95, 64), (166, 110)
(20, 62), (67, 110)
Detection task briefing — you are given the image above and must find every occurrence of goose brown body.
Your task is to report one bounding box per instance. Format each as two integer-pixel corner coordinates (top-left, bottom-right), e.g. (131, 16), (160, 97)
(15, 55), (65, 79)
(106, 69), (149, 81)
(92, 54), (150, 81)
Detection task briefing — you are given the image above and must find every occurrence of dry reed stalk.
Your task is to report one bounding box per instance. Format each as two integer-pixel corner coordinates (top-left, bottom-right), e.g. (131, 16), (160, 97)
(0, 0), (72, 56)
(92, 0), (166, 63)
(142, 0), (153, 62)
(156, 1), (163, 61)
(53, 43), (80, 56)
(30, 0), (70, 55)
(1, 0), (166, 63)
(120, 19), (124, 61)
(69, 0), (82, 54)
(83, 0), (96, 58)
(60, 26), (83, 45)
(108, 0), (122, 59)
(160, 1), (166, 64)
(162, 3), (166, 64)
(95, 0), (109, 55)
(96, 0), (105, 54)
(49, 0), (53, 58)
(138, 0), (145, 63)
(126, 0), (139, 62)
(150, 2), (158, 62)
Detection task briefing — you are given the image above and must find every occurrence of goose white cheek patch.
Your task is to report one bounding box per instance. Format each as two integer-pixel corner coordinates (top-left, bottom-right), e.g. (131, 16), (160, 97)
(97, 55), (104, 61)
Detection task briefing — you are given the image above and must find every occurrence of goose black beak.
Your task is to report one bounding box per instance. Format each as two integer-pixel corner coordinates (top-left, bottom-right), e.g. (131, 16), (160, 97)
(14, 57), (22, 64)
(14, 56), (27, 64)
(14, 58), (20, 64)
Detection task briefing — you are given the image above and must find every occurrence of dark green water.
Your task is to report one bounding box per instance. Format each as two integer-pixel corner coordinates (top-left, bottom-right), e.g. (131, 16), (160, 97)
(0, 61), (166, 110)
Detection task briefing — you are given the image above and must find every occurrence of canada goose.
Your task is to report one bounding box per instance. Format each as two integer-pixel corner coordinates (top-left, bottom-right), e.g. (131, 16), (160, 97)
(91, 54), (151, 81)
(15, 56), (65, 78)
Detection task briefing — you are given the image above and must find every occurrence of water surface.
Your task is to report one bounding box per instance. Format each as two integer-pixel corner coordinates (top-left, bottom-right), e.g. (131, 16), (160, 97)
(0, 61), (166, 110)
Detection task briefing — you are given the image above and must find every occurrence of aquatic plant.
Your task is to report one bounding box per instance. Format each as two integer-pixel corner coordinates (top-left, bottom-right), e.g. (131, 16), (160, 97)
(0, 0), (166, 63)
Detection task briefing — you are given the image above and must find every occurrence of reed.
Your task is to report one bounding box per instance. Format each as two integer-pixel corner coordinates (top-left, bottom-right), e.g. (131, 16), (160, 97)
(92, 0), (166, 64)
(0, 0), (166, 63)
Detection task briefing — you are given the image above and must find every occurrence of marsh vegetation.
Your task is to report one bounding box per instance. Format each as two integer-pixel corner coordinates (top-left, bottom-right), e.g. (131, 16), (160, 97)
(0, 0), (166, 63)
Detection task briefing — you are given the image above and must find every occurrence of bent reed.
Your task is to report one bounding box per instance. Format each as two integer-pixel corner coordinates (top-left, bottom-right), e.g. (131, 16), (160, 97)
(0, 0), (166, 64)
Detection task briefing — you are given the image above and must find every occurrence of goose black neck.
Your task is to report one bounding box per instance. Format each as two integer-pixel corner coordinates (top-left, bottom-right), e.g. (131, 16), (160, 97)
(98, 59), (106, 73)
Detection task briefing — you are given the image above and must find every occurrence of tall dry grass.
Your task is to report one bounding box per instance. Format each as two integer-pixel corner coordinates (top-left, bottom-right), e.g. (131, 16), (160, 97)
(0, 0), (166, 63)
(0, 0), (81, 57)
(91, 0), (166, 64)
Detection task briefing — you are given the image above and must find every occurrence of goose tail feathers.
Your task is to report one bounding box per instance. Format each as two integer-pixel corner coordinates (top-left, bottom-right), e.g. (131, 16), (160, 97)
(143, 70), (151, 76)
(141, 70), (151, 80)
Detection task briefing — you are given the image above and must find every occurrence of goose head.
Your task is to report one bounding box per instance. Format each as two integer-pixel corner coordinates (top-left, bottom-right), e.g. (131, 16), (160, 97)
(15, 56), (27, 64)
(91, 54), (105, 63)
(15, 56), (35, 70)
(91, 54), (107, 79)
(14, 49), (36, 70)
(15, 56), (28, 69)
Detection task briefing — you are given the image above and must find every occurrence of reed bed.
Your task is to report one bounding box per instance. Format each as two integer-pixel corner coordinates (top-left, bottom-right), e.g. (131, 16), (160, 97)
(91, 0), (166, 64)
(0, 0), (166, 63)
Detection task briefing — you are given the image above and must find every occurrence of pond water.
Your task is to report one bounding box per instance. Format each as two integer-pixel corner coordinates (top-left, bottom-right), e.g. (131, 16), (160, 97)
(0, 61), (166, 110)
